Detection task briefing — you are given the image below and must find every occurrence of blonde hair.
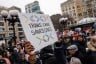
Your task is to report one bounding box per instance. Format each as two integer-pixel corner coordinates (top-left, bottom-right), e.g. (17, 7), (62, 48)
(90, 36), (96, 43)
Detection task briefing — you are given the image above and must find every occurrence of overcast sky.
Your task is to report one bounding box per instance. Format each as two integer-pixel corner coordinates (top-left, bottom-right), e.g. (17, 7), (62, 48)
(0, 0), (67, 15)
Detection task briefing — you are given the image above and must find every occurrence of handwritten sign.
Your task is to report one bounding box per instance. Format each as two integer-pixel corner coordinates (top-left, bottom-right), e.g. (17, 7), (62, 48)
(18, 13), (57, 51)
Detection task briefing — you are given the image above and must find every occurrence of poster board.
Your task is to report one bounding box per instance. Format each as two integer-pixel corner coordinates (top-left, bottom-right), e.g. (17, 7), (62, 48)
(19, 13), (58, 51)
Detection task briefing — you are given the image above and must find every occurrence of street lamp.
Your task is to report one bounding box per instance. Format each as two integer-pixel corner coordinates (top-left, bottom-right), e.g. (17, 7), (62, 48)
(59, 17), (68, 29)
(1, 10), (19, 45)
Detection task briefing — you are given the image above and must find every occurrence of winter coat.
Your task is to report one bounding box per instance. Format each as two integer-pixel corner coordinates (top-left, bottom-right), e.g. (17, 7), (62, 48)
(40, 45), (54, 64)
(72, 40), (87, 55)
(20, 59), (30, 64)
(10, 51), (21, 64)
(77, 41), (86, 54)
(44, 56), (57, 64)
(72, 40), (87, 64)
(86, 42), (96, 64)
(54, 41), (67, 64)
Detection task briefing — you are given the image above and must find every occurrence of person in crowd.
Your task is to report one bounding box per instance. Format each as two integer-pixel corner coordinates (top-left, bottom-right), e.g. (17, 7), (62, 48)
(72, 31), (79, 40)
(54, 35), (67, 64)
(72, 31), (79, 45)
(10, 46), (21, 64)
(72, 34), (87, 64)
(44, 56), (57, 64)
(19, 53), (30, 64)
(24, 41), (37, 64)
(0, 49), (11, 64)
(87, 36), (96, 64)
(0, 27), (95, 64)
(67, 45), (82, 64)
(77, 35), (87, 54)
(63, 35), (72, 56)
(40, 45), (54, 64)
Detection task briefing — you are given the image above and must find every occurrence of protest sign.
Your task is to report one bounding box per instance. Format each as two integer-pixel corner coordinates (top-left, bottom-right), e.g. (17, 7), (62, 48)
(18, 13), (57, 51)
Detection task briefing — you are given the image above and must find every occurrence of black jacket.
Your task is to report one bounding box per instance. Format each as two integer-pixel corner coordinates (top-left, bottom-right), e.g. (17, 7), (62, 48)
(72, 40), (87, 64)
(86, 51), (96, 64)
(54, 41), (67, 64)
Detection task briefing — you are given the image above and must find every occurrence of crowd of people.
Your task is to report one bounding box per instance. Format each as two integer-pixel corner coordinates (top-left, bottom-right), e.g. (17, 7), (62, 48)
(0, 27), (95, 64)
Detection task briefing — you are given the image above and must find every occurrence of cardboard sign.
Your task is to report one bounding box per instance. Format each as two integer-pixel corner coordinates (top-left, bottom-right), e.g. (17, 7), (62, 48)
(18, 13), (57, 51)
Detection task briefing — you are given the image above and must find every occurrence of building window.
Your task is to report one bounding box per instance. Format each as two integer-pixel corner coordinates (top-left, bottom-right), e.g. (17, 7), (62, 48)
(88, 9), (92, 13)
(83, 12), (87, 17)
(77, 5), (80, 8)
(69, 7), (71, 10)
(9, 33), (13, 37)
(18, 28), (23, 31)
(94, 7), (96, 12)
(18, 24), (22, 27)
(0, 34), (5, 38)
(28, 6), (30, 9)
(66, 8), (67, 11)
(94, 14), (96, 17)
(63, 10), (64, 12)
(75, 17), (77, 19)
(73, 6), (75, 9)
(73, 13), (76, 16)
(8, 23), (13, 26)
(25, 8), (27, 11)
(29, 10), (31, 13)
(0, 22), (4, 26)
(0, 28), (4, 31)
(2, 28), (4, 31)
(0, 16), (3, 21)
(9, 28), (13, 30)
(26, 10), (27, 13)
(89, 14), (93, 17)
(19, 32), (23, 35)
(75, 21), (77, 23)
(78, 13), (82, 16)
(32, 6), (40, 12)
(71, 21), (74, 24)
(67, 22), (70, 25)
(73, 10), (75, 13)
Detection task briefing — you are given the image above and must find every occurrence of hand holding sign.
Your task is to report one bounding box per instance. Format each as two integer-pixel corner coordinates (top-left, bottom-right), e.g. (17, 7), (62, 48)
(24, 41), (36, 64)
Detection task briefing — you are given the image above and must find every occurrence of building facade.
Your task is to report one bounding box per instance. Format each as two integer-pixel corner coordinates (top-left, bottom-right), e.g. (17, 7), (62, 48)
(61, 0), (96, 22)
(25, 1), (43, 14)
(83, 0), (96, 17)
(0, 6), (25, 41)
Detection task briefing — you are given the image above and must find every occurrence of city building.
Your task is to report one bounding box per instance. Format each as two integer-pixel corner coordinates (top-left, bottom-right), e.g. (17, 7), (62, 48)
(61, 0), (83, 22)
(61, 0), (83, 27)
(25, 1), (43, 14)
(82, 0), (96, 17)
(0, 6), (25, 41)
(61, 0), (96, 23)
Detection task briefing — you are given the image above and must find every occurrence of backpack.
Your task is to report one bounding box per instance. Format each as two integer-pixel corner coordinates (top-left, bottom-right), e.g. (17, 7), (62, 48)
(0, 59), (7, 64)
